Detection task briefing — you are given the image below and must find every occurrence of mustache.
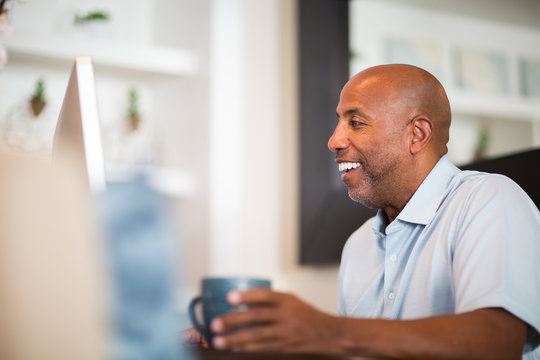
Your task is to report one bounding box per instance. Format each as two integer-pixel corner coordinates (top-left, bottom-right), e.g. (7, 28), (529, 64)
(334, 152), (362, 164)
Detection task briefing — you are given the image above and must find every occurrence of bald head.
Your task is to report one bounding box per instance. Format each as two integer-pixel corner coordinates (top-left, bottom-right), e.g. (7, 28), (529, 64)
(347, 64), (451, 157)
(330, 64), (452, 217)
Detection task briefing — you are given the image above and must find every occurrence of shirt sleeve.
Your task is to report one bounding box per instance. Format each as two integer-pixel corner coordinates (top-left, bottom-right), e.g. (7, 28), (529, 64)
(451, 174), (540, 354)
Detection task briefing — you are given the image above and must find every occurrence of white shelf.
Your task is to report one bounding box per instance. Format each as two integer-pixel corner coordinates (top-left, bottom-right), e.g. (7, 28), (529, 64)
(448, 90), (540, 121)
(3, 30), (198, 77)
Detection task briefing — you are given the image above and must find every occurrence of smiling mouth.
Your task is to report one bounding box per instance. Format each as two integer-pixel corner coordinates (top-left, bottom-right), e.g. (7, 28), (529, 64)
(338, 162), (361, 173)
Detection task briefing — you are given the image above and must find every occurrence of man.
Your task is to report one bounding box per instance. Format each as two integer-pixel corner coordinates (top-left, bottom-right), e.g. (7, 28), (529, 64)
(188, 64), (540, 359)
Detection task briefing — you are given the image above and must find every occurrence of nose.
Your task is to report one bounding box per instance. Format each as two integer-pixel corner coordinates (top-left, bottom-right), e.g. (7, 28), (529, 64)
(328, 122), (349, 153)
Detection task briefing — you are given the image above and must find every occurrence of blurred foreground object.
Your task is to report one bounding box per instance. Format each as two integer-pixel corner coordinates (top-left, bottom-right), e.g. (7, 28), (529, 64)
(0, 151), (108, 360)
(51, 56), (106, 195)
(100, 175), (186, 360)
(0, 0), (29, 69)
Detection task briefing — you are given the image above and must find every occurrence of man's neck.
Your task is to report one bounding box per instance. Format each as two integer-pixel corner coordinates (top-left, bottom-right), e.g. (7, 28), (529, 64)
(382, 154), (443, 223)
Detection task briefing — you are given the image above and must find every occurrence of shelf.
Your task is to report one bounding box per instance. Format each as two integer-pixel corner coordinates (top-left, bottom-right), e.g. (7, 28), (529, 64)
(3, 30), (198, 77)
(349, 1), (540, 125)
(448, 90), (540, 121)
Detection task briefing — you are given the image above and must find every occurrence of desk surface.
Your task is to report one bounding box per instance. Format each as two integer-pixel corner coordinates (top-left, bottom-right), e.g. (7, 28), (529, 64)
(189, 347), (366, 360)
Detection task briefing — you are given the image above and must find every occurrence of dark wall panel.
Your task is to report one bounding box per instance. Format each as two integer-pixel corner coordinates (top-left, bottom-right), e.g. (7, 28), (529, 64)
(299, 0), (376, 264)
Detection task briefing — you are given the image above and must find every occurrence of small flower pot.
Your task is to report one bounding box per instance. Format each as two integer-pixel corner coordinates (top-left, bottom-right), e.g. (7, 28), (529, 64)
(128, 115), (140, 131)
(30, 98), (46, 117)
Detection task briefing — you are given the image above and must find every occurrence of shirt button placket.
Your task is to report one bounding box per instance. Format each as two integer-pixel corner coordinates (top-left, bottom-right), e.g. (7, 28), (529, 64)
(383, 232), (399, 318)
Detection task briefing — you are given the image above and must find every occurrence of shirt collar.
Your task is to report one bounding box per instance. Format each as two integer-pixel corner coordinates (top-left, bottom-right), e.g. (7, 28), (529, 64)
(372, 209), (387, 239)
(396, 155), (460, 225)
(371, 155), (460, 237)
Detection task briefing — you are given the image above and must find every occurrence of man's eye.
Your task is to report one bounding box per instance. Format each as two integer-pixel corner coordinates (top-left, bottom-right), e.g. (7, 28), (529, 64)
(350, 121), (364, 128)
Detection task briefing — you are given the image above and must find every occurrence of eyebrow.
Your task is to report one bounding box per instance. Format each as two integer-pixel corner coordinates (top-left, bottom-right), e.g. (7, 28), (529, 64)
(336, 107), (371, 120)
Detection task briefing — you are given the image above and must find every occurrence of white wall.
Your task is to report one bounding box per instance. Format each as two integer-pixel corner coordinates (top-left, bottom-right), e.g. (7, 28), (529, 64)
(384, 0), (540, 30)
(203, 0), (339, 314)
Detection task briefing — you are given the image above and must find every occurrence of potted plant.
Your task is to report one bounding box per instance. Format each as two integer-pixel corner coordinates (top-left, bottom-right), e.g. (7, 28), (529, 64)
(74, 10), (109, 24)
(73, 10), (111, 37)
(127, 87), (140, 131)
(474, 126), (490, 161)
(29, 77), (46, 117)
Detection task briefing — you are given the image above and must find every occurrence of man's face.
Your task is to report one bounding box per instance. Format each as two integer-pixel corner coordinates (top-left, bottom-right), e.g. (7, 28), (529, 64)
(328, 76), (410, 208)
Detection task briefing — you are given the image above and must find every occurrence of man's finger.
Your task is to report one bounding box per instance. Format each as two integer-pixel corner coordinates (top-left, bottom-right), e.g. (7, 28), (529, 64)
(227, 288), (283, 306)
(213, 323), (283, 350)
(211, 307), (277, 333)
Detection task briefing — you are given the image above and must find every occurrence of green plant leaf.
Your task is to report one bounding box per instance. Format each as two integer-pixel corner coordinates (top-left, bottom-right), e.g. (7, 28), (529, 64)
(74, 11), (110, 24)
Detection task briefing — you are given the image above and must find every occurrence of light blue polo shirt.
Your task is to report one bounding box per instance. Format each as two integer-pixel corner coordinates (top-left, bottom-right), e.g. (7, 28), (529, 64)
(337, 155), (540, 357)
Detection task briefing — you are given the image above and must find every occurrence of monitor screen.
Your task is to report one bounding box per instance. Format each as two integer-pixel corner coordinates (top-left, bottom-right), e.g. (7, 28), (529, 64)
(52, 56), (106, 194)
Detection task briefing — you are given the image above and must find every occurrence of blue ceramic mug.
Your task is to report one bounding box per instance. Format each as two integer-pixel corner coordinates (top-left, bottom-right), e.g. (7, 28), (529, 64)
(188, 277), (272, 343)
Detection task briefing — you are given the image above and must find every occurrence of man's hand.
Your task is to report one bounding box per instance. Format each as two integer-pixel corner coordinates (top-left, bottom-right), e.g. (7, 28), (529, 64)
(208, 289), (528, 359)
(180, 327), (210, 348)
(209, 288), (341, 353)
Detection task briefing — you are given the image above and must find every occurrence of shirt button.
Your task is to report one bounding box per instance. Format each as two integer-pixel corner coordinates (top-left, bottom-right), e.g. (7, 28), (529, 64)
(390, 254), (397, 262)
(388, 292), (395, 300)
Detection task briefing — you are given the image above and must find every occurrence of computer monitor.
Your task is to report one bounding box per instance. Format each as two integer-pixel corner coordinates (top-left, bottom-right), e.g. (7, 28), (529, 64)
(52, 56), (107, 194)
(49, 57), (185, 359)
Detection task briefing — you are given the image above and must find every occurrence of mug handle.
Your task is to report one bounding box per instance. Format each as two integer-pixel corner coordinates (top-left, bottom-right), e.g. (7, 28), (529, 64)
(188, 296), (212, 342)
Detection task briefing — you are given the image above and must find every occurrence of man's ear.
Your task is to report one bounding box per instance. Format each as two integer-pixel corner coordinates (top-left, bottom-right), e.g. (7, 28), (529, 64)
(410, 116), (433, 155)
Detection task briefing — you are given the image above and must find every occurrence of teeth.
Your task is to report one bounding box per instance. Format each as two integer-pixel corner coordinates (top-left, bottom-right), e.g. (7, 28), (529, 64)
(338, 162), (360, 172)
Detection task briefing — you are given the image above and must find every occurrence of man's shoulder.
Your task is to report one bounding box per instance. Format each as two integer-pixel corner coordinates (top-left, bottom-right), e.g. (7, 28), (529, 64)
(443, 170), (539, 218)
(451, 170), (526, 198)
